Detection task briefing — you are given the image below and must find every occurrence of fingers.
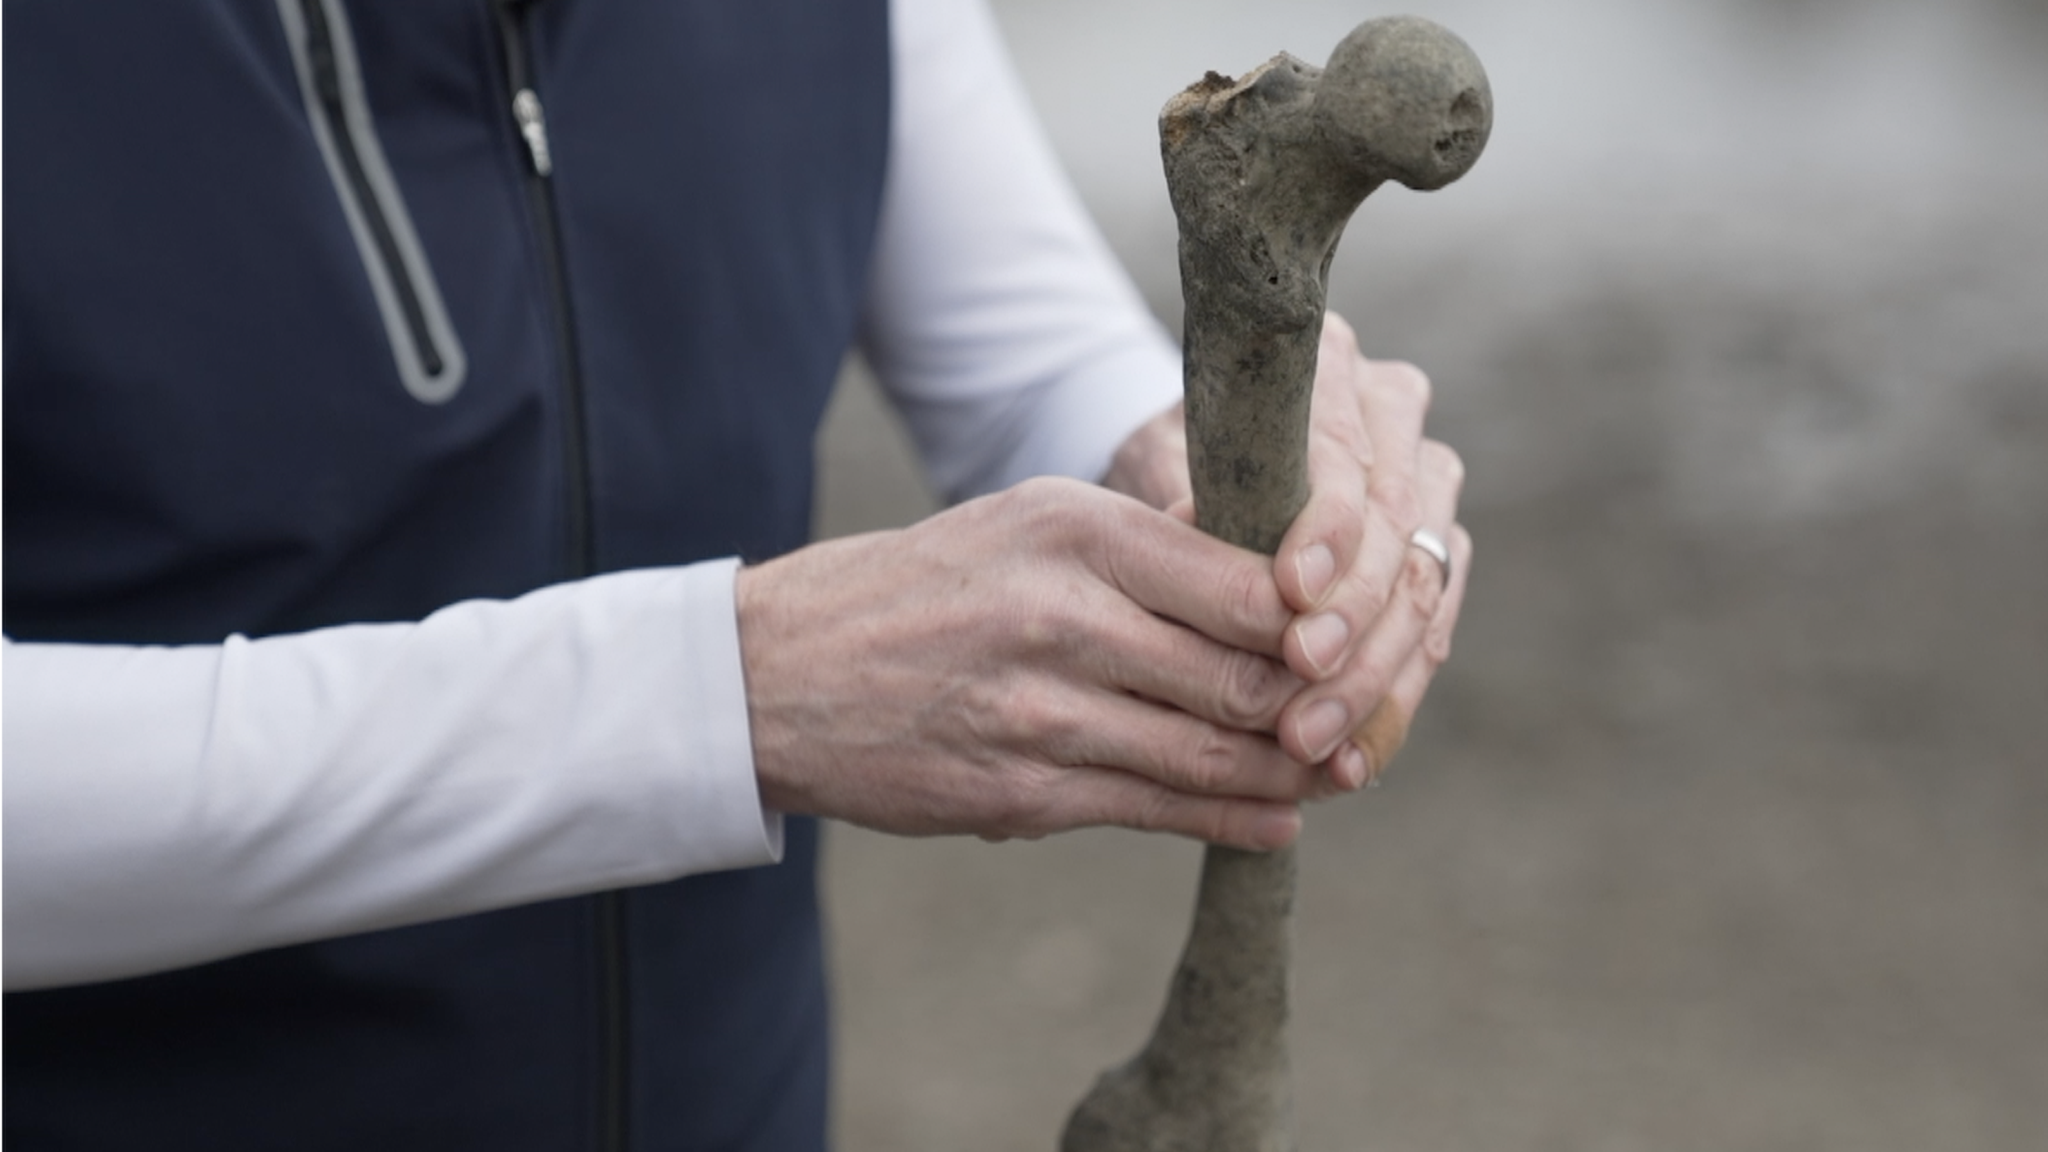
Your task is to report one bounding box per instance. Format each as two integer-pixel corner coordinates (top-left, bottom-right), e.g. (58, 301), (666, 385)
(1345, 518), (1472, 788)
(1277, 542), (1441, 763)
(1356, 361), (1433, 536)
(1008, 766), (1303, 852)
(742, 463), (1447, 853)
(1031, 688), (1321, 803)
(1277, 436), (1458, 762)
(986, 478), (1291, 657)
(1100, 401), (1193, 512)
(1424, 522), (1472, 666)
(1276, 340), (1434, 685)
(1085, 489), (1293, 658)
(1274, 319), (1375, 613)
(1090, 611), (1304, 734)
(1349, 612), (1438, 787)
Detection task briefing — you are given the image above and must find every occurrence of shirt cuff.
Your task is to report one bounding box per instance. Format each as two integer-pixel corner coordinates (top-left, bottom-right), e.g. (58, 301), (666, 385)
(677, 557), (784, 866)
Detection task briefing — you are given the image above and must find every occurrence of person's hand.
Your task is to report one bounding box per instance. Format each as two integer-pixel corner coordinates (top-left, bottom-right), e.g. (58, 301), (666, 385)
(1104, 313), (1472, 789)
(735, 478), (1321, 851)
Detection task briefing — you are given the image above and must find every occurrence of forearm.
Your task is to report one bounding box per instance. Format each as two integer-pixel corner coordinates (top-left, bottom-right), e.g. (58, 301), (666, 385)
(862, 0), (1182, 500)
(3, 561), (776, 991)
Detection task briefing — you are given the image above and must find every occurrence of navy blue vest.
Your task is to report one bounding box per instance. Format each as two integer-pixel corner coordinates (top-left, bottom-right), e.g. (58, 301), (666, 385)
(3, 0), (890, 1147)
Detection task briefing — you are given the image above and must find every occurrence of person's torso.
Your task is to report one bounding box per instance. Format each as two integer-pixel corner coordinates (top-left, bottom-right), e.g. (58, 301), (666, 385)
(3, 0), (890, 1147)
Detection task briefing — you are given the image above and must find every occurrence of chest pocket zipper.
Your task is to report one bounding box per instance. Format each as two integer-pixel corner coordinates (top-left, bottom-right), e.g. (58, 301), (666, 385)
(277, 0), (469, 404)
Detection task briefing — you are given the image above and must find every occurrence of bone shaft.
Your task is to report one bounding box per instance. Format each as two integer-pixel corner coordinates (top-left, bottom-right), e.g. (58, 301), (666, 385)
(1117, 244), (1320, 1139)
(1138, 844), (1295, 1091)
(1183, 323), (1317, 554)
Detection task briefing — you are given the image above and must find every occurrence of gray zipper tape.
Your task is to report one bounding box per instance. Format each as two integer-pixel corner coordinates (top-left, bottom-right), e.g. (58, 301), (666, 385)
(277, 0), (469, 404)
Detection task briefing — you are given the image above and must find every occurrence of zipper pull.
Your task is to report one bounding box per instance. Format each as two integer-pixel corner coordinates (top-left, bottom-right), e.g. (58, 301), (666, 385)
(513, 88), (554, 177)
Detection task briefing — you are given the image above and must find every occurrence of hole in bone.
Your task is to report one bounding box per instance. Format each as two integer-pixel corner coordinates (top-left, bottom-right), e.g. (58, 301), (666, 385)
(1434, 128), (1479, 157)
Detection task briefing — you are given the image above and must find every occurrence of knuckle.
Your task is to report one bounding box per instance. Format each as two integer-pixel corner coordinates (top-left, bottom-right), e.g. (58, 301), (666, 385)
(1379, 360), (1433, 411)
(1321, 312), (1360, 357)
(984, 787), (1031, 835)
(1008, 476), (1095, 543)
(1399, 549), (1447, 616)
(986, 482), (1044, 538)
(1050, 590), (1100, 651)
(956, 678), (1016, 744)
(1097, 496), (1185, 589)
(1173, 725), (1239, 794)
(1425, 630), (1454, 666)
(1423, 440), (1467, 492)
(1114, 786), (1171, 835)
(1150, 792), (1209, 841)
(995, 476), (1049, 516)
(1011, 474), (1071, 505)
(1318, 484), (1368, 535)
(1347, 562), (1396, 626)
(1219, 559), (1279, 632)
(1377, 481), (1425, 538)
(1217, 651), (1290, 729)
(992, 765), (1061, 836)
(1198, 802), (1235, 847)
(998, 593), (1072, 662)
(1139, 788), (1225, 844)
(1007, 689), (1083, 758)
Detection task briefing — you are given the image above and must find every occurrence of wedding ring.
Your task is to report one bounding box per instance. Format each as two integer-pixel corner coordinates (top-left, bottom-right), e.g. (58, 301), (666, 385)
(1408, 527), (1451, 592)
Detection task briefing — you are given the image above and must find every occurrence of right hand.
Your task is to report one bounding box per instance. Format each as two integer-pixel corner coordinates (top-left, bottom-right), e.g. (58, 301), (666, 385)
(735, 477), (1318, 851)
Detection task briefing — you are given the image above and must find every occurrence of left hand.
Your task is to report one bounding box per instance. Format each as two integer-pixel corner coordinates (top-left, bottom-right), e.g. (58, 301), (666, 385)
(1104, 312), (1471, 791)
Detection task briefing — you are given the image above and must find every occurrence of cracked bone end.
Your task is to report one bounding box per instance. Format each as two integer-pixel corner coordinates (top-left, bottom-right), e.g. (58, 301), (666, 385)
(1159, 53), (1316, 151)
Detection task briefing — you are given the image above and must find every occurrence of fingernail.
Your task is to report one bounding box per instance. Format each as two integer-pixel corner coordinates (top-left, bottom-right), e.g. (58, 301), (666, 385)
(1297, 699), (1350, 761)
(1296, 612), (1349, 677)
(1296, 543), (1336, 606)
(1336, 744), (1369, 791)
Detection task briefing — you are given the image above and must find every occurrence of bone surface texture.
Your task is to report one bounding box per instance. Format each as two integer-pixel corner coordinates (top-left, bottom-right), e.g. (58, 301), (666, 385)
(1060, 18), (1490, 1152)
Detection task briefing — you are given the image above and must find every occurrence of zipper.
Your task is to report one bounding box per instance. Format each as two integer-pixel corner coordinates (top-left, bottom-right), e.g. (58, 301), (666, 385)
(591, 890), (629, 1152)
(297, 0), (447, 381)
(491, 5), (620, 1151)
(493, 0), (594, 580)
(513, 90), (554, 177)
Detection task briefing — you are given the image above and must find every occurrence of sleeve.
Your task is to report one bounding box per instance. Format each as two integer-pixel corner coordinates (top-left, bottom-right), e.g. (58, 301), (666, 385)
(2, 560), (778, 991)
(861, 0), (1184, 502)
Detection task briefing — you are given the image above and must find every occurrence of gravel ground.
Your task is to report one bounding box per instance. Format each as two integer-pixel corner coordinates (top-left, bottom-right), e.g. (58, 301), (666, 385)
(812, 2), (2048, 1148)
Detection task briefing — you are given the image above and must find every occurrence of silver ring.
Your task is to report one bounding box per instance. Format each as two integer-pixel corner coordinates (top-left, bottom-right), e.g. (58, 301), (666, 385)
(1408, 527), (1452, 592)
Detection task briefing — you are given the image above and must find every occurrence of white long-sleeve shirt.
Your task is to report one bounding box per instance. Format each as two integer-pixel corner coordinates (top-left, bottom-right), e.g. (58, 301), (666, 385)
(1, 0), (1182, 992)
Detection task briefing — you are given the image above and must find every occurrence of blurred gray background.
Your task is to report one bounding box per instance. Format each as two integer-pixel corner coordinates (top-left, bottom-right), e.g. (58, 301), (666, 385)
(814, 1), (2048, 1148)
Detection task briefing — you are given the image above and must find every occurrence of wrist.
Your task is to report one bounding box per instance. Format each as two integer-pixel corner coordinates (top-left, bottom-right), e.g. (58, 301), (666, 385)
(732, 557), (799, 815)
